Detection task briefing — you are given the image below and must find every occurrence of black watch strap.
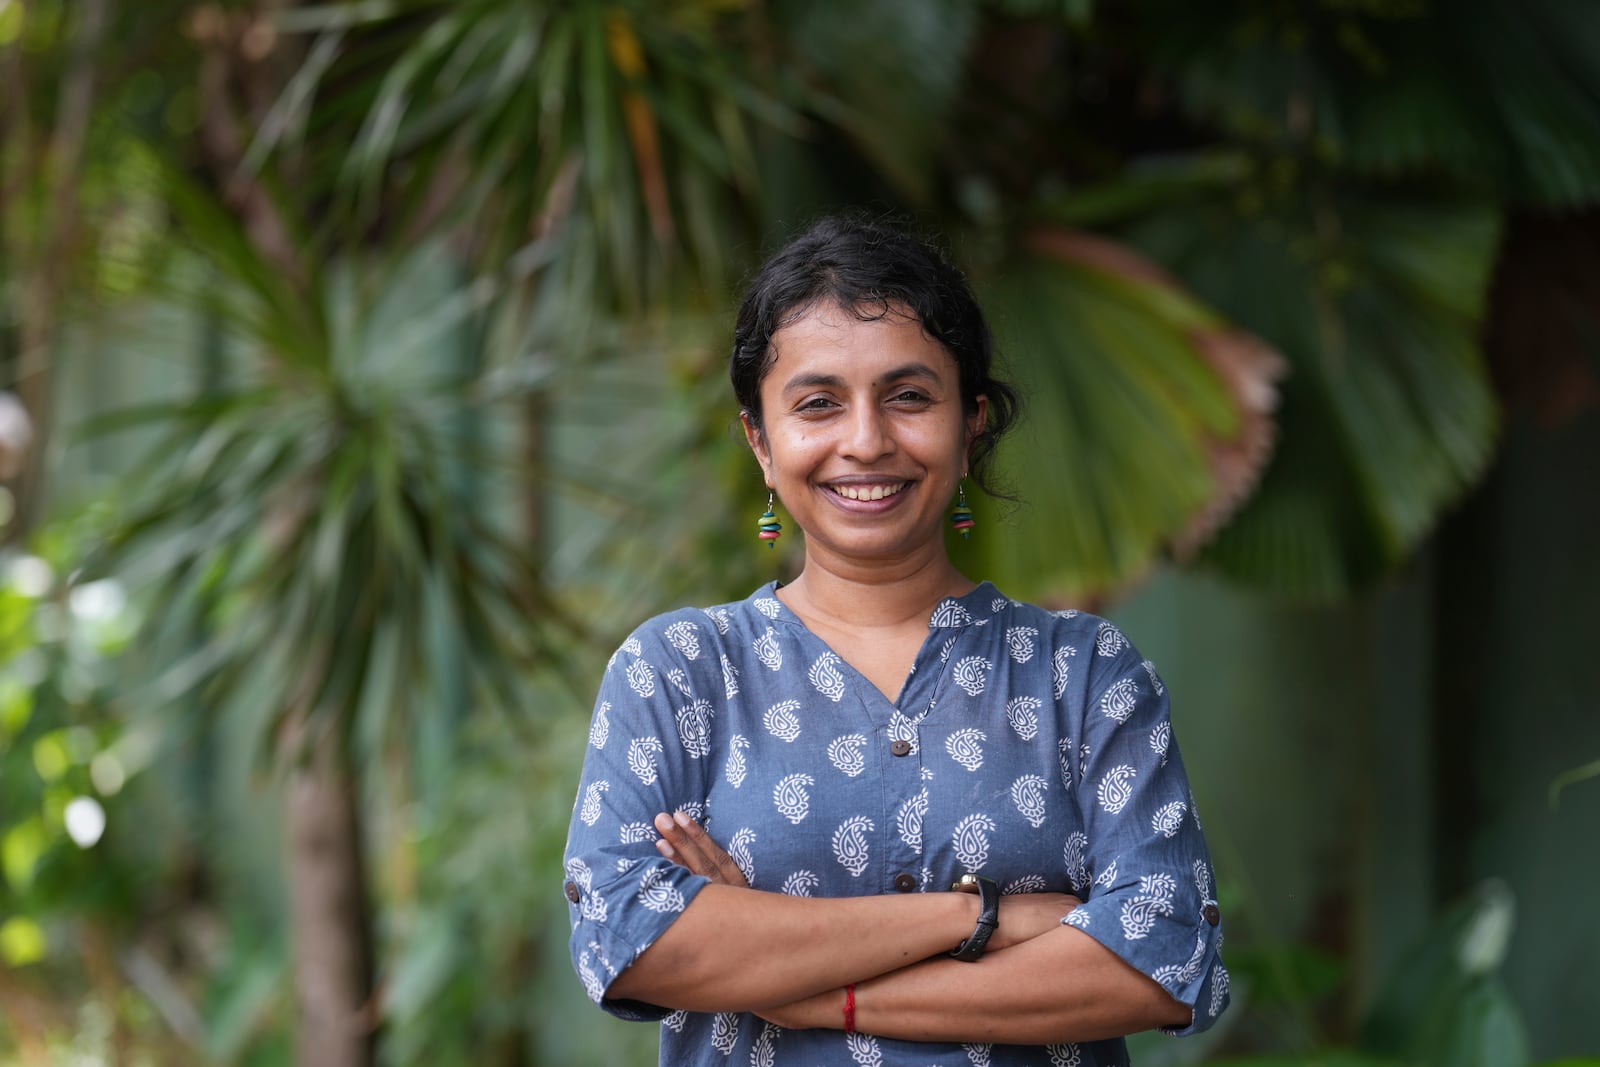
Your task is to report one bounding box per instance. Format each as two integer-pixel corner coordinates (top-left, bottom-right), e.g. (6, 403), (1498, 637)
(949, 874), (999, 961)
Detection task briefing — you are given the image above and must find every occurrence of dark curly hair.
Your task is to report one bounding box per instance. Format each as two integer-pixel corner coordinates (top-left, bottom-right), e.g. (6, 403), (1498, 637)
(729, 214), (1021, 498)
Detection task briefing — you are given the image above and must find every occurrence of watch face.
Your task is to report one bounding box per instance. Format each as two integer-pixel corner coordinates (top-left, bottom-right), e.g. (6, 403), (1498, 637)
(952, 875), (979, 892)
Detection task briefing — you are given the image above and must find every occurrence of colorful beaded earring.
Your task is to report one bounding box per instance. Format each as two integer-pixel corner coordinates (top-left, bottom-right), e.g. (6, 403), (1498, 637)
(949, 482), (975, 539)
(757, 490), (782, 548)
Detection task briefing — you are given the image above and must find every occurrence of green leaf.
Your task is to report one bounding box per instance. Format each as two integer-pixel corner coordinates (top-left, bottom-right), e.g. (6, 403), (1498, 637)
(0, 916), (48, 966)
(1140, 1), (1600, 207)
(1549, 758), (1600, 810)
(1364, 881), (1526, 1067)
(1122, 179), (1501, 596)
(1430, 980), (1531, 1067)
(91, 239), (570, 775)
(383, 906), (465, 1020)
(0, 675), (34, 739)
(2, 820), (48, 892)
(776, 0), (979, 202)
(966, 232), (1275, 600)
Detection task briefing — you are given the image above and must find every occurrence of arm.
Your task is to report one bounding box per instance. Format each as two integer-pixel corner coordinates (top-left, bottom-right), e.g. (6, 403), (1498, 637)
(611, 813), (1080, 1012)
(759, 928), (1191, 1042)
(564, 620), (1077, 1019)
(1051, 623), (1230, 1035)
(654, 814), (1186, 1041)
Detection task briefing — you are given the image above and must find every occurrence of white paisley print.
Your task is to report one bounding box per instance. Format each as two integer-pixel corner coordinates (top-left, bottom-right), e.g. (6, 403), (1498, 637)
(563, 581), (1228, 1065)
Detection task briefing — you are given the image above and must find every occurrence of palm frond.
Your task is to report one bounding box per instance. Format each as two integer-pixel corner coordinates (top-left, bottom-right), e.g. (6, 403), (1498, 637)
(85, 221), (581, 765)
(966, 227), (1284, 602)
(1139, 0), (1600, 207)
(1123, 175), (1501, 596)
(257, 0), (804, 308)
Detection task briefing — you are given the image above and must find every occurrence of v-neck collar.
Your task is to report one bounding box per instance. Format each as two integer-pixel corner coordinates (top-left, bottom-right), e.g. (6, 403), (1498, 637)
(752, 580), (1000, 632)
(749, 580), (1002, 711)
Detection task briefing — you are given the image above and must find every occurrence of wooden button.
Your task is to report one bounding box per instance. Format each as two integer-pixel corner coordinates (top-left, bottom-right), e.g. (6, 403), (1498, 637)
(565, 880), (582, 904)
(890, 739), (912, 757)
(1203, 904), (1221, 926)
(894, 873), (916, 892)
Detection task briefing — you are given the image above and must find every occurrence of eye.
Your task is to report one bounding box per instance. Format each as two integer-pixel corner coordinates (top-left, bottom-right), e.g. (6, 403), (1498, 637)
(797, 395), (837, 412)
(890, 389), (931, 404)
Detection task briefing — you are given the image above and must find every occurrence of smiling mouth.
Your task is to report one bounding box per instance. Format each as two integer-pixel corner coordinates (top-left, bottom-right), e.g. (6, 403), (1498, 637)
(828, 482), (909, 501)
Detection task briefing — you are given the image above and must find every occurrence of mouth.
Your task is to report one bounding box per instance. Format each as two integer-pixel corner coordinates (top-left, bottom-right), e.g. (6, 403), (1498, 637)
(827, 481), (910, 502)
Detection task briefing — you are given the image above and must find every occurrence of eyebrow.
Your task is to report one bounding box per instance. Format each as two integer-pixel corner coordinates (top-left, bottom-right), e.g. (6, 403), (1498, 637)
(780, 362), (944, 393)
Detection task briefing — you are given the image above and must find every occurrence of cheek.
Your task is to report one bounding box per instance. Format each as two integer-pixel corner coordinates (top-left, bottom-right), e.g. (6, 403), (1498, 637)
(765, 431), (819, 474)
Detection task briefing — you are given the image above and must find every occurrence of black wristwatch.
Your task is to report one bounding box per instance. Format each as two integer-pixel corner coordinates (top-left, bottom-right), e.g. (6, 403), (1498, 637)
(949, 874), (999, 961)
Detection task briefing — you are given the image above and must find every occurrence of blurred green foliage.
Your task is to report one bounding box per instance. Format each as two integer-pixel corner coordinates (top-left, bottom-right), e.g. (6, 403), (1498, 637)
(0, 515), (141, 956)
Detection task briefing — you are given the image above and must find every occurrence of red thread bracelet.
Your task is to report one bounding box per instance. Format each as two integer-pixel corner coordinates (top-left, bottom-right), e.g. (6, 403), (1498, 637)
(843, 983), (856, 1034)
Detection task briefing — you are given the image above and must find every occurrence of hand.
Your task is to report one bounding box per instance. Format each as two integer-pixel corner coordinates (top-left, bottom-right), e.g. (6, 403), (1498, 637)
(987, 892), (1084, 952)
(653, 811), (751, 888)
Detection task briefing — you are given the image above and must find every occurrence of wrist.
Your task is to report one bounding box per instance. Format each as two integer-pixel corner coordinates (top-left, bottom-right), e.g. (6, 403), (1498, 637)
(949, 874), (999, 961)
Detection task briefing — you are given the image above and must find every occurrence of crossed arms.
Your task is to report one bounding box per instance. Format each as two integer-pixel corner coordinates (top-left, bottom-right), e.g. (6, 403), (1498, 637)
(606, 811), (1192, 1045)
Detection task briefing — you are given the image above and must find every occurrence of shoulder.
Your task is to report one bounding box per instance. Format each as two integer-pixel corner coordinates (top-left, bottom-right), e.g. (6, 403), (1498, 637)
(983, 588), (1129, 652)
(982, 588), (1163, 694)
(609, 586), (779, 663)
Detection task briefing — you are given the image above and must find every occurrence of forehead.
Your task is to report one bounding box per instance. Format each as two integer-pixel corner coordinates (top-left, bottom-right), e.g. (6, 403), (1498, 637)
(765, 302), (956, 387)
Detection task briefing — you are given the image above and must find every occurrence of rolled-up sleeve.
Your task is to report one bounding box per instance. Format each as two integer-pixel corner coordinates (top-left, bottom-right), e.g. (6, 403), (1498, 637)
(562, 619), (714, 1021)
(1059, 622), (1229, 1035)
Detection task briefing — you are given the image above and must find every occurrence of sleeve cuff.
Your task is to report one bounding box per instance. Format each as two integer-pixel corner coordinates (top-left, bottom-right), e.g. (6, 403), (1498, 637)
(567, 863), (711, 1021)
(1060, 899), (1228, 1036)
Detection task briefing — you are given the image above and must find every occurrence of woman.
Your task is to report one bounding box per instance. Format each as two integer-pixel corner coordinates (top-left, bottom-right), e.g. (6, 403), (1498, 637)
(562, 215), (1228, 1065)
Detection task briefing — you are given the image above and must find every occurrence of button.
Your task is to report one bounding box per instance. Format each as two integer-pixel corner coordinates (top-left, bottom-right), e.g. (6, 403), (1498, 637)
(1203, 904), (1220, 926)
(565, 881), (582, 904)
(893, 873), (916, 892)
(890, 739), (912, 757)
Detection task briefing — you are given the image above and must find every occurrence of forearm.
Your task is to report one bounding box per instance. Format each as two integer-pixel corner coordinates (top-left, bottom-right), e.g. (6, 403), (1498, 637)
(778, 926), (1191, 1044)
(606, 883), (979, 1012)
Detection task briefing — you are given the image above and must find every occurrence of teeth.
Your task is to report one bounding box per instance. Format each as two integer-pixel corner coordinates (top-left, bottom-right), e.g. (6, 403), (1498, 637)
(833, 483), (904, 501)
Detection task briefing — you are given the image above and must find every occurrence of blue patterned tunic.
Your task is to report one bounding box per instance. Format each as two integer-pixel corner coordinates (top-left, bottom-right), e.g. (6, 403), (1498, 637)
(563, 581), (1229, 1065)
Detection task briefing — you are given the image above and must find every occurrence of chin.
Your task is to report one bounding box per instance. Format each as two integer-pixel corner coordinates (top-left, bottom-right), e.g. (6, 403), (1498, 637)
(820, 531), (943, 563)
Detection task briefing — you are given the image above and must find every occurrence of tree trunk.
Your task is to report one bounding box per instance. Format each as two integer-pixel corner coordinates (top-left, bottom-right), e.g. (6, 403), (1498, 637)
(8, 0), (108, 538)
(285, 724), (375, 1067)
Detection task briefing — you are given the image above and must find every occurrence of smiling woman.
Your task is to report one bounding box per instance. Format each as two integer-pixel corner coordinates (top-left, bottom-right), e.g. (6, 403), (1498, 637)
(743, 305), (985, 600)
(561, 215), (1229, 1066)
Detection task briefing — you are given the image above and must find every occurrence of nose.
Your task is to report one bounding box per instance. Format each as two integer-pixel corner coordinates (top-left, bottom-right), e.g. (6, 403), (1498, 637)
(841, 404), (894, 462)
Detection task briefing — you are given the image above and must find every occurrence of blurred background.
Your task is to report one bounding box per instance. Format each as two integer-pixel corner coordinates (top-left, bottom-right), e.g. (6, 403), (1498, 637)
(2, 0), (1598, 1064)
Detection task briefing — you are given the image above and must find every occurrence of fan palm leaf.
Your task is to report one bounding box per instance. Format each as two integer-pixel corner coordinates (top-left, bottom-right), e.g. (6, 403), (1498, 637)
(1116, 167), (1501, 595)
(1138, 0), (1600, 207)
(965, 225), (1285, 603)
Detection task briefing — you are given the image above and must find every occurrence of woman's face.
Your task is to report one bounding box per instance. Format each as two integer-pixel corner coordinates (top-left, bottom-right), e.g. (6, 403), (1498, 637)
(744, 301), (986, 570)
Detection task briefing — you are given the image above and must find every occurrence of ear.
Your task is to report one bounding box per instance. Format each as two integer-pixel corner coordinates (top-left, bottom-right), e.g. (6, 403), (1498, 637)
(965, 395), (989, 455)
(741, 411), (773, 486)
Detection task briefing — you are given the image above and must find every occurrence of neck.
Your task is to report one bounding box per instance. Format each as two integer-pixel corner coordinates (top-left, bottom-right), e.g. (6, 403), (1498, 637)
(780, 542), (975, 631)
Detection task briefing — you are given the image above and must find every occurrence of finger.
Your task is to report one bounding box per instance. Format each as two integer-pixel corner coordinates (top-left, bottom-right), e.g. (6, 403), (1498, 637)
(673, 812), (749, 887)
(668, 812), (727, 881)
(655, 811), (723, 879)
(653, 812), (699, 869)
(653, 812), (698, 868)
